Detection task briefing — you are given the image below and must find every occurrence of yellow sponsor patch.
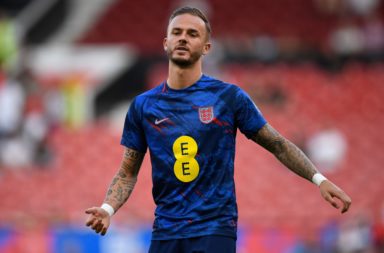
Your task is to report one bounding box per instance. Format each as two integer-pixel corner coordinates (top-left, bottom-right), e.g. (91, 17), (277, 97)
(172, 136), (200, 182)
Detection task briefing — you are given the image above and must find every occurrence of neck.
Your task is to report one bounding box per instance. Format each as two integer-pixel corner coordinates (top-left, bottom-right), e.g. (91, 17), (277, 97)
(167, 60), (203, 89)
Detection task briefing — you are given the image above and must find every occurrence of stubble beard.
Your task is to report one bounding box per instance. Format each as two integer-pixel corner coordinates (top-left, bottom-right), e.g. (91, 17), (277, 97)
(167, 48), (202, 68)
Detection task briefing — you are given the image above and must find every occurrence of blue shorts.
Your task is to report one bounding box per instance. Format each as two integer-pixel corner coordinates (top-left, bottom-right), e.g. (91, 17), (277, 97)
(148, 235), (236, 253)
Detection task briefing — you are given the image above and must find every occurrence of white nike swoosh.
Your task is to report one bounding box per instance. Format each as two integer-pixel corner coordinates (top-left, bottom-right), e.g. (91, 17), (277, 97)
(155, 118), (169, 125)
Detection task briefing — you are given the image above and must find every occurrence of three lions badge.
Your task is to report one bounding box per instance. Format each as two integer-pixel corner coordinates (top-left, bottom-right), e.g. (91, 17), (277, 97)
(199, 107), (214, 124)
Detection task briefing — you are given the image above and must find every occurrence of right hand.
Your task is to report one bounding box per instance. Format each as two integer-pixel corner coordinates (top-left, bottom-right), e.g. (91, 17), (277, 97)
(85, 207), (111, 236)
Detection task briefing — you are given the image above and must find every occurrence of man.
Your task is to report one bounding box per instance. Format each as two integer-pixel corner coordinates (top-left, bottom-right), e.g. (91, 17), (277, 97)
(85, 6), (351, 253)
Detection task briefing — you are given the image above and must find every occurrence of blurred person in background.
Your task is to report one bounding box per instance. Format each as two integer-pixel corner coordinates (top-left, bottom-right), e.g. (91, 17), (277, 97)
(329, 18), (365, 60)
(0, 9), (18, 71)
(337, 212), (374, 253)
(374, 202), (384, 253)
(306, 122), (347, 173)
(85, 6), (351, 253)
(361, 13), (384, 62)
(313, 0), (345, 16)
(0, 66), (53, 168)
(345, 0), (380, 17)
(0, 73), (27, 168)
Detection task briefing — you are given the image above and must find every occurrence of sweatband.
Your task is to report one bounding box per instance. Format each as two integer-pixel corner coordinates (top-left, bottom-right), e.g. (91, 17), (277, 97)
(312, 173), (327, 186)
(101, 203), (115, 216)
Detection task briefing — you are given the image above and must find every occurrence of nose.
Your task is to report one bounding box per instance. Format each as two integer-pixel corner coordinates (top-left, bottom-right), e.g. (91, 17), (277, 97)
(178, 32), (187, 44)
(178, 38), (187, 45)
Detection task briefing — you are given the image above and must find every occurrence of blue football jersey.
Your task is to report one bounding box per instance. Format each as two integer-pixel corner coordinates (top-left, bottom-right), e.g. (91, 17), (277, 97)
(121, 75), (267, 240)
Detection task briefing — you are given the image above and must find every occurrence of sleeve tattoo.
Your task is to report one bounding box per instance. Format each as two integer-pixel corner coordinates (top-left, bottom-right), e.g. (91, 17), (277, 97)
(104, 148), (145, 212)
(251, 124), (318, 182)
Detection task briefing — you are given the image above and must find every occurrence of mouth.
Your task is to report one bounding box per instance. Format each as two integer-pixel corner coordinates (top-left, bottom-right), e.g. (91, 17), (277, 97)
(175, 46), (189, 52)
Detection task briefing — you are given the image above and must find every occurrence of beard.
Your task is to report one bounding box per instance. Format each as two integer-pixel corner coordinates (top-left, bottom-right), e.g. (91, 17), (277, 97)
(167, 48), (202, 68)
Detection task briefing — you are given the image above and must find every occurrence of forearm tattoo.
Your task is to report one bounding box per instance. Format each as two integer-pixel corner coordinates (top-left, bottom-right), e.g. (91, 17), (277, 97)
(252, 124), (318, 182)
(104, 148), (144, 211)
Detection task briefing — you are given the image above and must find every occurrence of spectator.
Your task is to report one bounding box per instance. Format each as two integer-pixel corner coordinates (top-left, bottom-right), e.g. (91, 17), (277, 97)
(0, 74), (25, 137)
(0, 9), (18, 71)
(374, 202), (384, 253)
(361, 14), (384, 61)
(319, 220), (340, 253)
(23, 96), (51, 166)
(306, 123), (347, 172)
(0, 131), (35, 168)
(313, 0), (345, 16)
(345, 0), (380, 17)
(337, 213), (374, 253)
(329, 18), (365, 57)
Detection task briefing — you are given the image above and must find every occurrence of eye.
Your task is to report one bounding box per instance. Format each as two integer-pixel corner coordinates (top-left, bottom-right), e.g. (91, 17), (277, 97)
(189, 32), (199, 37)
(172, 29), (181, 35)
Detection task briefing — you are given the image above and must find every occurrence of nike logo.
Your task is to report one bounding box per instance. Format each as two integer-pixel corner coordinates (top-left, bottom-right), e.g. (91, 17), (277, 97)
(155, 118), (169, 125)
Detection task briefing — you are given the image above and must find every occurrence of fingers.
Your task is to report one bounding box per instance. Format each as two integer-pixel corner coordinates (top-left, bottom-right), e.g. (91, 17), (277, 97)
(101, 227), (108, 236)
(324, 193), (340, 209)
(85, 207), (100, 215)
(325, 191), (352, 214)
(334, 192), (352, 214)
(342, 196), (352, 213)
(85, 207), (99, 227)
(94, 221), (103, 233)
(87, 218), (109, 235)
(91, 219), (102, 230)
(320, 181), (352, 214)
(85, 207), (110, 236)
(85, 216), (97, 227)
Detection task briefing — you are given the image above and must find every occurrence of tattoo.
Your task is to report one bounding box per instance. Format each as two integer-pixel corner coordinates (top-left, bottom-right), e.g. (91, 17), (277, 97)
(116, 186), (124, 202)
(252, 124), (318, 182)
(110, 177), (119, 187)
(124, 148), (141, 160)
(118, 170), (127, 178)
(104, 148), (144, 211)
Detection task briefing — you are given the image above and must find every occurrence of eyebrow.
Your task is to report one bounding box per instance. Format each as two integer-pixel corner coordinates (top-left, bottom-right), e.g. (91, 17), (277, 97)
(171, 27), (200, 34)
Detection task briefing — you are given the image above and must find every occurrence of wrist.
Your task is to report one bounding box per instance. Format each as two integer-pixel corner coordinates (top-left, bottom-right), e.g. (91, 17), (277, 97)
(312, 173), (327, 186)
(101, 203), (115, 216)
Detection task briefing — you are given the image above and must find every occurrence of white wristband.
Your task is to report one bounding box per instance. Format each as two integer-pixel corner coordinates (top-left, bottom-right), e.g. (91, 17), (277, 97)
(312, 173), (327, 186)
(101, 203), (115, 216)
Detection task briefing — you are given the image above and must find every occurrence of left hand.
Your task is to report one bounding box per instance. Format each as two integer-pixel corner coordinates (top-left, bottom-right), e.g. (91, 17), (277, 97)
(319, 180), (352, 213)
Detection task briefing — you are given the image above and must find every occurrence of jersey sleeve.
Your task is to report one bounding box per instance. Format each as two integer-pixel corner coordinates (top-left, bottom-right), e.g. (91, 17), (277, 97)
(120, 98), (147, 153)
(234, 87), (267, 139)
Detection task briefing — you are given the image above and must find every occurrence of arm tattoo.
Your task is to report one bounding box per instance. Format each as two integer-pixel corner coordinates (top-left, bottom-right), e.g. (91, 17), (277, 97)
(252, 124), (318, 182)
(104, 148), (144, 212)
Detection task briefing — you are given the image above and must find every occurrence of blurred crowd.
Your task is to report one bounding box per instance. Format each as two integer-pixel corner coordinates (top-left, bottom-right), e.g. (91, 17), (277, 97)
(293, 205), (384, 253)
(0, 9), (57, 170)
(0, 67), (56, 169)
(215, 0), (384, 69)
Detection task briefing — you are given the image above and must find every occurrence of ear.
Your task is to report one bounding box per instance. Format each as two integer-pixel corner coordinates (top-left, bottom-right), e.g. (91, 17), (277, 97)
(163, 37), (168, 51)
(202, 42), (212, 55)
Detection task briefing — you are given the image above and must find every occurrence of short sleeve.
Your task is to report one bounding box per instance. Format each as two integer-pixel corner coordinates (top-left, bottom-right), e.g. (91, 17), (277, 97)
(120, 98), (147, 153)
(234, 87), (267, 139)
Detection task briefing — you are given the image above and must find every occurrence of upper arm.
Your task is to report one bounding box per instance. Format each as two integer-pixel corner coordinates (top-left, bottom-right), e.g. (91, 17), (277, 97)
(251, 123), (286, 155)
(120, 147), (145, 177)
(233, 86), (267, 138)
(121, 98), (147, 153)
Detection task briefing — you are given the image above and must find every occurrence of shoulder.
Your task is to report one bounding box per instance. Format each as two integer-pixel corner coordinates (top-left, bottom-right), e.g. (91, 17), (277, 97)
(133, 82), (165, 105)
(201, 74), (241, 94)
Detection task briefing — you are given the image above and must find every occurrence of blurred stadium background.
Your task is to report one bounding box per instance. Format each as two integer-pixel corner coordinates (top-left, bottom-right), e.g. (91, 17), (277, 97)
(0, 0), (383, 252)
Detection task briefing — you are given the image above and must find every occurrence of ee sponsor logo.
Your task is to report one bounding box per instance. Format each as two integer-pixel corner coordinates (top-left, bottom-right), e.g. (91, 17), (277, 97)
(172, 136), (199, 183)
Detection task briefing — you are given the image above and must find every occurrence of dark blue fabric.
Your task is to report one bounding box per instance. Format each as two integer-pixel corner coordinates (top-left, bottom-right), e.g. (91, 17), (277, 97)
(149, 235), (236, 253)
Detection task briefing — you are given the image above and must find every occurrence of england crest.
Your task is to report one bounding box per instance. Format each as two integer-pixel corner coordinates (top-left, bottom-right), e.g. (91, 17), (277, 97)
(199, 106), (214, 124)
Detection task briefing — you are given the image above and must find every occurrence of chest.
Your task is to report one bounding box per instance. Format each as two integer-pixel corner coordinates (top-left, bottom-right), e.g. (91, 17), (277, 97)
(146, 96), (234, 133)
